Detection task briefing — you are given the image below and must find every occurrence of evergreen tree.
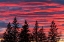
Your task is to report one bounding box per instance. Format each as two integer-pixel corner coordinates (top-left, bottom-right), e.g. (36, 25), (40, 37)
(12, 17), (19, 42)
(38, 26), (47, 42)
(12, 17), (19, 29)
(19, 20), (29, 42)
(48, 21), (60, 42)
(32, 21), (39, 42)
(3, 22), (13, 42)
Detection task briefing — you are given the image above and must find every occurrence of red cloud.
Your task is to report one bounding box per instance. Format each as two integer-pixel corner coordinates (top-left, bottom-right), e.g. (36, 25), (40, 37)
(0, 2), (64, 37)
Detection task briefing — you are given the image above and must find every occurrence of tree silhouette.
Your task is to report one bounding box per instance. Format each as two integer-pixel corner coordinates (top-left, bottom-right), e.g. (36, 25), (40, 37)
(19, 20), (29, 42)
(32, 21), (39, 42)
(38, 26), (47, 42)
(48, 21), (60, 42)
(3, 17), (61, 42)
(12, 17), (19, 42)
(3, 22), (13, 42)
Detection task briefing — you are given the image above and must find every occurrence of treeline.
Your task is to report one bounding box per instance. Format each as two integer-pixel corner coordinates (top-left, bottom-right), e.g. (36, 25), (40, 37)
(3, 17), (61, 42)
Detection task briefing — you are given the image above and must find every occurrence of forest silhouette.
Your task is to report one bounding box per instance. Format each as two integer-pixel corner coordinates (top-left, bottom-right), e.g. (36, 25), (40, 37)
(3, 17), (61, 42)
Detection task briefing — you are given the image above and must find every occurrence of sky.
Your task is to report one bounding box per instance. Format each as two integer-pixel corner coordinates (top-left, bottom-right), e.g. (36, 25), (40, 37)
(0, 0), (64, 38)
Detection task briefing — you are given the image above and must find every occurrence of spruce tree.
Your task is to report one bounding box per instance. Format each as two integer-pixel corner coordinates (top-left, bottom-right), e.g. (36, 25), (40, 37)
(19, 20), (29, 42)
(3, 22), (13, 42)
(32, 21), (39, 42)
(38, 26), (47, 42)
(12, 17), (19, 42)
(48, 21), (60, 42)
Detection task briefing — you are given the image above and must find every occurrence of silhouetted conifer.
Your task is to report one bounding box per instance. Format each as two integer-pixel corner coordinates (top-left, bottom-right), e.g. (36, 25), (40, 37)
(48, 21), (60, 42)
(19, 20), (29, 42)
(38, 26), (47, 42)
(3, 22), (13, 42)
(12, 17), (19, 42)
(32, 21), (39, 42)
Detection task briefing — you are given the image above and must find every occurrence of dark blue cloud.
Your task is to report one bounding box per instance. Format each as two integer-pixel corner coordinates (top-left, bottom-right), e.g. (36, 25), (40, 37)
(0, 0), (18, 2)
(0, 0), (64, 5)
(0, 0), (48, 2)
(23, 0), (47, 2)
(45, 6), (60, 8)
(9, 7), (22, 11)
(52, 0), (64, 4)
(0, 6), (22, 13)
(0, 20), (21, 28)
(39, 6), (60, 10)
(34, 11), (64, 15)
(0, 21), (7, 28)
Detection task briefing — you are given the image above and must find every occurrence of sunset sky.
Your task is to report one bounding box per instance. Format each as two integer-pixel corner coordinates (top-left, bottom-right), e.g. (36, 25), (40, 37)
(0, 0), (64, 39)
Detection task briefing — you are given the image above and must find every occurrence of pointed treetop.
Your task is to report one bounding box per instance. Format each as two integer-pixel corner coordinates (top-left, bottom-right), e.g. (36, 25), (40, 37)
(50, 20), (57, 28)
(8, 22), (11, 25)
(34, 20), (39, 28)
(36, 20), (37, 23)
(25, 20), (27, 24)
(9, 22), (11, 24)
(51, 20), (55, 24)
(14, 17), (16, 20)
(12, 17), (19, 28)
(13, 17), (17, 23)
(35, 20), (38, 25)
(7, 22), (11, 28)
